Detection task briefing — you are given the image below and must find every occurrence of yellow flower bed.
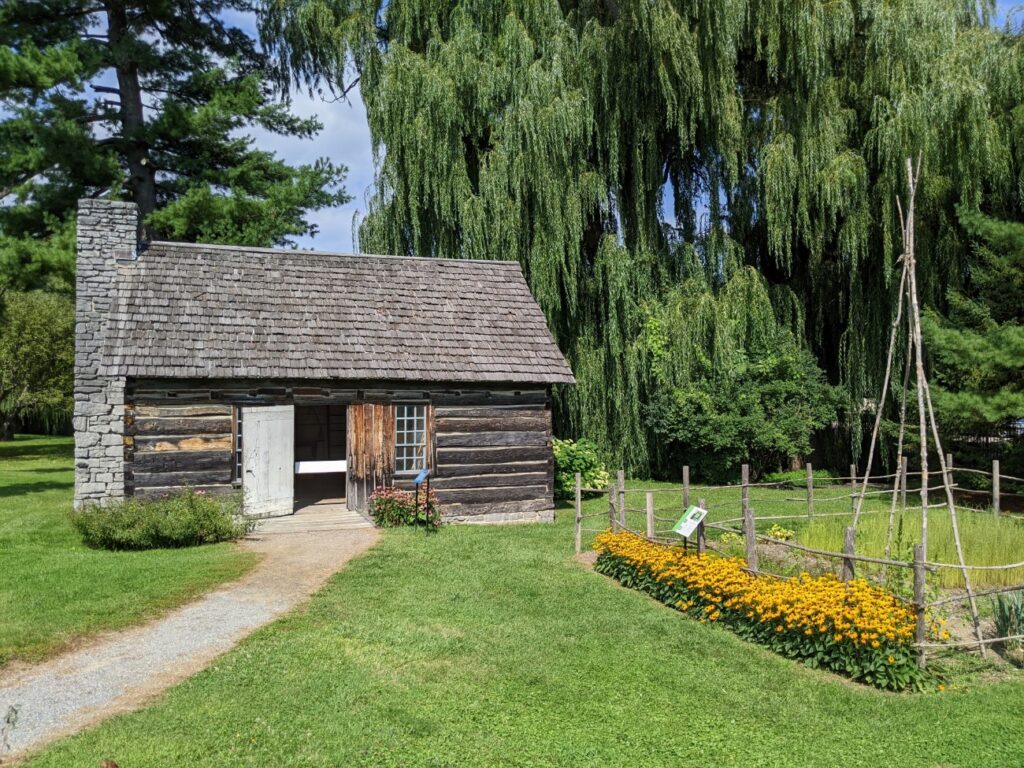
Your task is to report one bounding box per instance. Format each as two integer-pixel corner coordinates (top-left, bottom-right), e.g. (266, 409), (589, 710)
(593, 530), (934, 690)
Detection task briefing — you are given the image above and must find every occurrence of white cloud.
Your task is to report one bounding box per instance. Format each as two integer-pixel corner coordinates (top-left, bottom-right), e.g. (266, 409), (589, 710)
(246, 85), (375, 253)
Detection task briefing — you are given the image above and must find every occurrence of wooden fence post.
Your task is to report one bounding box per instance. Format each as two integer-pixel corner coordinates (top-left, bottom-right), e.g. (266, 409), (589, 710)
(608, 483), (617, 532)
(850, 463), (857, 511)
(806, 462), (814, 520)
(742, 464), (758, 573)
(945, 453), (954, 489)
(683, 465), (690, 509)
(646, 492), (655, 540)
(697, 497), (707, 554)
(900, 455), (908, 512)
(993, 459), (1001, 516)
(617, 469), (626, 529)
(574, 472), (582, 555)
(840, 526), (856, 582)
(913, 543), (927, 669)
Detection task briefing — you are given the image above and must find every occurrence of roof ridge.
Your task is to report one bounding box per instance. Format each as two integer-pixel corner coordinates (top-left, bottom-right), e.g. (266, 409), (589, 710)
(142, 241), (521, 267)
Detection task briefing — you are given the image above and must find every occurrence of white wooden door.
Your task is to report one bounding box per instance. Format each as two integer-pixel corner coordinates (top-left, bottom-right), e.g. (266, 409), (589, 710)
(242, 405), (294, 517)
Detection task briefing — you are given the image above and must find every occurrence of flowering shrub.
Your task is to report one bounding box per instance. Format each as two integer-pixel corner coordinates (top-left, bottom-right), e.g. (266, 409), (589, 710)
(553, 438), (610, 499)
(368, 486), (442, 528)
(594, 530), (937, 691)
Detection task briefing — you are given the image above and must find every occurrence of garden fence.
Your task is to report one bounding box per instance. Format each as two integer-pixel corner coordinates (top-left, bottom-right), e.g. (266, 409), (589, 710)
(573, 459), (1024, 669)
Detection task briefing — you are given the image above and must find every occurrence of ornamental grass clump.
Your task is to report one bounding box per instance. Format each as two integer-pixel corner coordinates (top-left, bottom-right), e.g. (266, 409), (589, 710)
(368, 487), (442, 529)
(594, 530), (937, 691)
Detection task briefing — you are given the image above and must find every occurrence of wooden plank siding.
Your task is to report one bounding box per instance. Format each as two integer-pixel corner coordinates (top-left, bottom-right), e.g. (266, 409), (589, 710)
(123, 403), (234, 498)
(123, 380), (555, 521)
(345, 402), (395, 512)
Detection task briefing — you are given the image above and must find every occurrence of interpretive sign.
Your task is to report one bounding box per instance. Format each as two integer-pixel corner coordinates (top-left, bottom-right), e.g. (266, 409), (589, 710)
(673, 505), (708, 539)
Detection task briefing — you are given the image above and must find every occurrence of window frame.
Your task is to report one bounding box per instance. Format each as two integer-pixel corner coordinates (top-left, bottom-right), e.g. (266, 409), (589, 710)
(232, 406), (243, 485)
(393, 402), (428, 476)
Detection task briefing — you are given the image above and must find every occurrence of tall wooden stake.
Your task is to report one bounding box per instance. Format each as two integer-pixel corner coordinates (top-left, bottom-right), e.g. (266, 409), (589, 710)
(645, 492), (655, 540)
(683, 465), (690, 509)
(608, 483), (617, 532)
(993, 459), (1001, 516)
(852, 256), (910, 528)
(742, 464), (758, 573)
(617, 470), (626, 529)
(574, 472), (582, 555)
(913, 543), (927, 669)
(841, 526), (856, 582)
(901, 156), (983, 655)
(697, 496), (707, 555)
(806, 462), (814, 521)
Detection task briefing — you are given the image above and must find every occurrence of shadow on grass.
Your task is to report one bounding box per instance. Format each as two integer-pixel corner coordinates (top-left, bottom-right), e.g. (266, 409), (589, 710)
(0, 479), (72, 498)
(0, 435), (74, 462)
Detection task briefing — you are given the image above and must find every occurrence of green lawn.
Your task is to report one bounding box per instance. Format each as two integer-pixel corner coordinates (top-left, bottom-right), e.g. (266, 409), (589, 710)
(0, 435), (258, 666)
(23, 488), (1024, 767)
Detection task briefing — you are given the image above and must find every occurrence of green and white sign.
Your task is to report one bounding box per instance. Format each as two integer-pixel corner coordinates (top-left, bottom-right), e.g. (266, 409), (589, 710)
(673, 505), (708, 539)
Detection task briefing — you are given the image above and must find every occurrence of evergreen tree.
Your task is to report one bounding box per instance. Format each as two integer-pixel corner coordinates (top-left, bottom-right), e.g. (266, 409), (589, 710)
(263, 0), (1023, 473)
(0, 0), (350, 280)
(925, 208), (1024, 437)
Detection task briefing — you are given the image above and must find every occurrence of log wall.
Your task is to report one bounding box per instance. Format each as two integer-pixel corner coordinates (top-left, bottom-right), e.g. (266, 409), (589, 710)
(430, 394), (554, 522)
(123, 403), (235, 498)
(123, 378), (555, 521)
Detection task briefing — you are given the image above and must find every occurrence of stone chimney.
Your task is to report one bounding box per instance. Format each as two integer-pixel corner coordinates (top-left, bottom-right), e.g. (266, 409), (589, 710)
(74, 199), (139, 508)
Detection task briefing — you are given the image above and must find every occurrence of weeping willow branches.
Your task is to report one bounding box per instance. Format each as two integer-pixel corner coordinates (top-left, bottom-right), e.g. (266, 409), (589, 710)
(262, 0), (1024, 473)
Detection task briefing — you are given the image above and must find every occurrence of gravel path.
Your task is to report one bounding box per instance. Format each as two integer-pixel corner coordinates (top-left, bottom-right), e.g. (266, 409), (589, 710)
(0, 509), (378, 761)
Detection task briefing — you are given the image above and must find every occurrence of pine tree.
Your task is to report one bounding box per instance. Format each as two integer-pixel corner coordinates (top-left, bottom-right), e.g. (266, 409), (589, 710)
(925, 208), (1024, 437)
(0, 0), (350, 283)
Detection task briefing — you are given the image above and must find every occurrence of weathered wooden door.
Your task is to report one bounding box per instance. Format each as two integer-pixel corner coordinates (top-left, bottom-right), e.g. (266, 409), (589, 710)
(346, 402), (394, 511)
(242, 404), (294, 517)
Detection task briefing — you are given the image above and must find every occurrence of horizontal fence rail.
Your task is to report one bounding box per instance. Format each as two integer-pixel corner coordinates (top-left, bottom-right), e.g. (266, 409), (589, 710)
(573, 460), (1024, 668)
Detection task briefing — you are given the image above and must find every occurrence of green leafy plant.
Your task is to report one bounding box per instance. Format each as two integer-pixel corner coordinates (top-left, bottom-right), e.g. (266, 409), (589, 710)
(646, 339), (844, 483)
(994, 591), (1024, 651)
(553, 438), (610, 499)
(0, 290), (74, 439)
(763, 469), (836, 485)
(71, 489), (252, 550)
(368, 487), (442, 528)
(766, 524), (795, 542)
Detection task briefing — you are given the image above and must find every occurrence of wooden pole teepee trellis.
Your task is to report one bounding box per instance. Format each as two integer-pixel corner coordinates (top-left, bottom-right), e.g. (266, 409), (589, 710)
(849, 157), (985, 654)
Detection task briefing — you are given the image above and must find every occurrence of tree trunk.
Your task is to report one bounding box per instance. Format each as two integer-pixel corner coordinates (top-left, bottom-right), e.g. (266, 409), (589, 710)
(105, 0), (157, 232)
(0, 413), (15, 441)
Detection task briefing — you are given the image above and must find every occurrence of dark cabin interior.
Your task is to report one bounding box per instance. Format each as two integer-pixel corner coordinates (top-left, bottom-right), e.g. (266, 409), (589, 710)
(293, 404), (347, 503)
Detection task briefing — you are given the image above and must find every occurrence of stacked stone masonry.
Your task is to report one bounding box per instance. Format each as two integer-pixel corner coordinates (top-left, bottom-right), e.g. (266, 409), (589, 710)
(73, 199), (138, 508)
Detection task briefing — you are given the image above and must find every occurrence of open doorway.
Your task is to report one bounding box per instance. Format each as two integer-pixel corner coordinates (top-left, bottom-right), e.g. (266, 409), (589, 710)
(294, 404), (347, 507)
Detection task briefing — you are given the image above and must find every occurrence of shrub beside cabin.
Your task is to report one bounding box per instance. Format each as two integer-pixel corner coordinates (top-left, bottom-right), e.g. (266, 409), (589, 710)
(74, 199), (575, 523)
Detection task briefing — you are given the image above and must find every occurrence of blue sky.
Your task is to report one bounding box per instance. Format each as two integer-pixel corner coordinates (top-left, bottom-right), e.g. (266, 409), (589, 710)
(255, 84), (373, 253)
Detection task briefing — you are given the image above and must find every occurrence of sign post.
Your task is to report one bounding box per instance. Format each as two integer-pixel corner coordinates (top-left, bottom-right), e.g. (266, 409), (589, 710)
(414, 467), (431, 527)
(672, 505), (708, 540)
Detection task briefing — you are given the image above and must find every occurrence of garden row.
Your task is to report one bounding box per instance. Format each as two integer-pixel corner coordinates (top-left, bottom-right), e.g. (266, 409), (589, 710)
(594, 529), (939, 691)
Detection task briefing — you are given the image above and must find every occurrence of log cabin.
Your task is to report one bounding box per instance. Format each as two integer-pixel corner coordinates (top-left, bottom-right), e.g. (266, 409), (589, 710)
(74, 199), (575, 523)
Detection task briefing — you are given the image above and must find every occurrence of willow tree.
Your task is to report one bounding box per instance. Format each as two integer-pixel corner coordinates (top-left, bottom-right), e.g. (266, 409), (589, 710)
(262, 0), (1024, 474)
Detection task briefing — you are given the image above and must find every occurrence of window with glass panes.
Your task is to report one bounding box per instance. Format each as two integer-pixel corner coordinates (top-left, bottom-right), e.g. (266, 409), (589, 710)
(394, 404), (427, 474)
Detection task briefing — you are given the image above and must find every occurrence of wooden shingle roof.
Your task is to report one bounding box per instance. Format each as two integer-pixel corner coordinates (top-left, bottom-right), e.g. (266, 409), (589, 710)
(103, 242), (575, 384)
